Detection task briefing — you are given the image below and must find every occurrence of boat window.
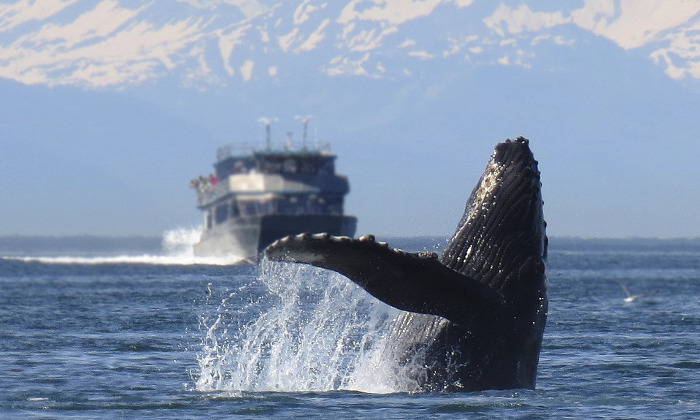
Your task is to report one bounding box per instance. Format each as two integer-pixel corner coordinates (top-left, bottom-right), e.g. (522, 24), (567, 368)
(215, 204), (228, 224)
(233, 159), (250, 173)
(322, 196), (343, 214)
(283, 158), (297, 173)
(259, 158), (283, 173)
(240, 202), (253, 216)
(230, 200), (240, 218)
(299, 158), (317, 173)
(239, 200), (264, 216)
(318, 158), (334, 174)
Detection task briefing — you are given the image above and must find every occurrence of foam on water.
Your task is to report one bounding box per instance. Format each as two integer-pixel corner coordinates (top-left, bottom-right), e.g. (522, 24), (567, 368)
(196, 259), (421, 394)
(3, 227), (244, 266)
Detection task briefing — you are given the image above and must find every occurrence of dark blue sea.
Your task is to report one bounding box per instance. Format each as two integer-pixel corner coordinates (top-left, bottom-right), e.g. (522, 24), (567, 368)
(1, 233), (699, 419)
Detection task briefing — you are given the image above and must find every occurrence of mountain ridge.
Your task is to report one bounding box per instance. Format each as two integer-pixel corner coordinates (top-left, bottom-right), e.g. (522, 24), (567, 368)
(2, 1), (700, 89)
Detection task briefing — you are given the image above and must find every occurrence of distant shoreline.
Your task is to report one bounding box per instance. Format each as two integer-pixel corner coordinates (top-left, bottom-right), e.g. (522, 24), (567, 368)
(2, 235), (699, 257)
(2, 234), (699, 240)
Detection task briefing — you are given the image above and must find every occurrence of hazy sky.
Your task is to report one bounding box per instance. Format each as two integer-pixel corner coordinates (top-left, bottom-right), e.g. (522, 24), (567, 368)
(2, 0), (700, 239)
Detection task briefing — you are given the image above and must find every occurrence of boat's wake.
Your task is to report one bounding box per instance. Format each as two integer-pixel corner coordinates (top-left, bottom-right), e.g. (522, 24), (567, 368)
(3, 227), (245, 266)
(6, 253), (243, 266)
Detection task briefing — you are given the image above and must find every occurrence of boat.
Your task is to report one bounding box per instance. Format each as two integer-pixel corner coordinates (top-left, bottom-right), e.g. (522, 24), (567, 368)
(191, 119), (357, 260)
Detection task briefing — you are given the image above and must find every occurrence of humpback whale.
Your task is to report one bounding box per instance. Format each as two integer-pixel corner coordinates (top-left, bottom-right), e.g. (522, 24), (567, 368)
(265, 137), (548, 391)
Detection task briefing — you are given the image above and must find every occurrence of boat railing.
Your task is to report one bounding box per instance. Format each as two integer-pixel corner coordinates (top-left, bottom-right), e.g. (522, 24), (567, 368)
(196, 182), (227, 207)
(216, 140), (332, 162)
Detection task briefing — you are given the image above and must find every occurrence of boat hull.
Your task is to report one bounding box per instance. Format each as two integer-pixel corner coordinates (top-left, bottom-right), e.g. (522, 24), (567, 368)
(193, 214), (357, 261)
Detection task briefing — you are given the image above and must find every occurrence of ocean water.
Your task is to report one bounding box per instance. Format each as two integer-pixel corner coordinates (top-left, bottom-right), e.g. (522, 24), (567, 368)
(1, 232), (698, 419)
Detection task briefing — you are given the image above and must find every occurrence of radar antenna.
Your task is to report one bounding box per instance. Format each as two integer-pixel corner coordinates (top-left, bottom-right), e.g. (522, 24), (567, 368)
(258, 117), (278, 150)
(295, 115), (315, 150)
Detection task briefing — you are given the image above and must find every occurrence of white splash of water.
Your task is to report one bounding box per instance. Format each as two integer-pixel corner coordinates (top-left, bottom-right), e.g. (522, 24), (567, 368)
(196, 260), (417, 394)
(157, 226), (244, 265)
(162, 226), (203, 256)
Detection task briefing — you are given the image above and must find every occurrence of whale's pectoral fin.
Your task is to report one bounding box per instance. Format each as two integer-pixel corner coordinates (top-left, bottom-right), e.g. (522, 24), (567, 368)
(264, 233), (506, 325)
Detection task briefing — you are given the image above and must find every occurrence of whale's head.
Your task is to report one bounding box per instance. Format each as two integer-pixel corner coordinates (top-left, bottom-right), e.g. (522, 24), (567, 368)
(442, 137), (547, 300)
(438, 137), (547, 388)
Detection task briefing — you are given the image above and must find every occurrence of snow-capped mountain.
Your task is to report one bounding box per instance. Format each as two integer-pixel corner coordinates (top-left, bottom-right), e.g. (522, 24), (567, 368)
(3, 0), (700, 238)
(2, 0), (700, 89)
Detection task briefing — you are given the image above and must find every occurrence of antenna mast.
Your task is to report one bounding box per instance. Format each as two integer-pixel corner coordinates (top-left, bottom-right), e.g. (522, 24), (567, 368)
(258, 117), (278, 150)
(295, 115), (315, 150)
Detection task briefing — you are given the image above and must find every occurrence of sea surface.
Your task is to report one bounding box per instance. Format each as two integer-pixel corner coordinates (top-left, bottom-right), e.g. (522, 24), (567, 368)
(1, 233), (699, 419)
